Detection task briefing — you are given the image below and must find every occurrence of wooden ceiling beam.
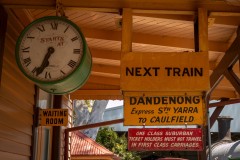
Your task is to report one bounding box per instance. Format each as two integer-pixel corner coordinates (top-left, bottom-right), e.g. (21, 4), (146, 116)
(81, 83), (120, 90)
(11, 8), (240, 27)
(82, 28), (228, 53)
(70, 89), (123, 100)
(2, 0), (240, 12)
(134, 11), (240, 26)
(87, 74), (120, 86)
(134, 13), (195, 22)
(90, 49), (121, 60)
(92, 63), (119, 75)
(209, 98), (240, 108)
(209, 98), (229, 128)
(224, 68), (240, 95)
(70, 88), (237, 100)
(208, 27), (240, 96)
(210, 89), (237, 100)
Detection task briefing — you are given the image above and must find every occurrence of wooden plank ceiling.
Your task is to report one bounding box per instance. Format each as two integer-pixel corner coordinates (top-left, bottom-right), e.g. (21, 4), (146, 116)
(2, 0), (240, 100)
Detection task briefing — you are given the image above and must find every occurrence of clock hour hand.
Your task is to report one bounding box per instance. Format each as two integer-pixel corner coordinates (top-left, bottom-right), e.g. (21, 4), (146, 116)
(36, 47), (55, 76)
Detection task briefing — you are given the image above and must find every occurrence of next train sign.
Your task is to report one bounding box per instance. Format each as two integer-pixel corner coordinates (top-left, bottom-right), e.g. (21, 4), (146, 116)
(120, 52), (209, 92)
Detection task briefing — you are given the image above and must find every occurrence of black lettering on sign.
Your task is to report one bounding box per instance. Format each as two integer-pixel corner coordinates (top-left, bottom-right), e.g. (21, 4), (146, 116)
(22, 47), (30, 52)
(139, 117), (147, 123)
(27, 36), (35, 39)
(143, 67), (151, 76)
(60, 70), (65, 75)
(129, 96), (200, 105)
(158, 107), (171, 114)
(46, 118), (64, 124)
(51, 22), (58, 30)
(37, 25), (45, 32)
(130, 108), (154, 115)
(126, 67), (160, 76)
(42, 110), (67, 116)
(73, 49), (80, 54)
(23, 57), (31, 66)
(64, 26), (69, 33)
(165, 67), (203, 77)
(68, 60), (77, 68)
(173, 107), (198, 113)
(45, 72), (51, 79)
(32, 67), (37, 74)
(71, 36), (78, 42)
(150, 116), (194, 123)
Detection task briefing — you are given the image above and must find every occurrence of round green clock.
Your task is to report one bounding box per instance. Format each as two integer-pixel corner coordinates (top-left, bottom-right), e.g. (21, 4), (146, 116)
(15, 16), (92, 94)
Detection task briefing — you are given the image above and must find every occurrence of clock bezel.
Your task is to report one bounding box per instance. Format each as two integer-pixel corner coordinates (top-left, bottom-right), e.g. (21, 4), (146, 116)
(15, 16), (89, 85)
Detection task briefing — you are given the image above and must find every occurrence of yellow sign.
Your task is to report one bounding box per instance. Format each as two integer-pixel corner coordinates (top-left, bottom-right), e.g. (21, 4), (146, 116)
(39, 109), (68, 126)
(121, 52), (209, 91)
(124, 92), (204, 126)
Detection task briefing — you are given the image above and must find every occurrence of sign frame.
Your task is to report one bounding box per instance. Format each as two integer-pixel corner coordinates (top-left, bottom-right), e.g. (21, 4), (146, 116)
(39, 108), (68, 126)
(120, 51), (209, 92)
(123, 91), (205, 126)
(128, 128), (203, 151)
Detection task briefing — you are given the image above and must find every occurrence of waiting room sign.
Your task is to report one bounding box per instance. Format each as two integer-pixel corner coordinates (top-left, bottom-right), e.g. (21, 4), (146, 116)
(39, 109), (68, 126)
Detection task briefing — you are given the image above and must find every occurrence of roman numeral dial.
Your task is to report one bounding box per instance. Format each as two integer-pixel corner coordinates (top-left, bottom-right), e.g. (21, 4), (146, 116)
(16, 16), (92, 94)
(16, 16), (86, 84)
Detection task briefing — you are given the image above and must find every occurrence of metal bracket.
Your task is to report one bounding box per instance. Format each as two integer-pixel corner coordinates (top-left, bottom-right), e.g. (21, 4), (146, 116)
(56, 0), (67, 17)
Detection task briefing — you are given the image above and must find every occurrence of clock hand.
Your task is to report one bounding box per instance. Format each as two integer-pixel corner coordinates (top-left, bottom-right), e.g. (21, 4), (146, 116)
(36, 47), (55, 76)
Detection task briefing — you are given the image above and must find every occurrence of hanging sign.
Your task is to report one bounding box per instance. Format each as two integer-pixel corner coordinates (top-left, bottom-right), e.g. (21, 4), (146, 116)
(128, 128), (203, 151)
(39, 109), (68, 126)
(120, 52), (209, 92)
(124, 92), (204, 126)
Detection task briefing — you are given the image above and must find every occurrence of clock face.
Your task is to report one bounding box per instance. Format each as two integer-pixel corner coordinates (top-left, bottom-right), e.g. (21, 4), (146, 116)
(16, 16), (84, 82)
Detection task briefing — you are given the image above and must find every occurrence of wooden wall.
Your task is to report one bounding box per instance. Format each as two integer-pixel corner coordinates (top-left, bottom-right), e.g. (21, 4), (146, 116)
(0, 8), (35, 160)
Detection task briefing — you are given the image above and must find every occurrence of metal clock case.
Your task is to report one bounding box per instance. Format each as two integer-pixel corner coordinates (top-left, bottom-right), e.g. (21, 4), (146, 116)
(15, 16), (92, 94)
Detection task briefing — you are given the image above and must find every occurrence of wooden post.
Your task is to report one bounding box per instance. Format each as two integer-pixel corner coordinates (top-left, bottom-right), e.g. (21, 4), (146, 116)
(51, 95), (62, 160)
(196, 8), (209, 160)
(0, 6), (7, 87)
(121, 8), (132, 53)
(210, 98), (229, 128)
(121, 8), (132, 93)
(64, 130), (69, 160)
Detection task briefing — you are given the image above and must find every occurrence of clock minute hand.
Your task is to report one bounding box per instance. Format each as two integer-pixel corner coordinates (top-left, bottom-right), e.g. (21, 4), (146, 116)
(36, 47), (55, 76)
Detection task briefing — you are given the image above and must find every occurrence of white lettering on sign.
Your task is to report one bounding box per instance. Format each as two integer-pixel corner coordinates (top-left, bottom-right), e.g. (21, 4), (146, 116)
(144, 137), (163, 141)
(165, 131), (193, 136)
(170, 142), (199, 148)
(147, 131), (163, 136)
(128, 128), (203, 151)
(128, 137), (144, 141)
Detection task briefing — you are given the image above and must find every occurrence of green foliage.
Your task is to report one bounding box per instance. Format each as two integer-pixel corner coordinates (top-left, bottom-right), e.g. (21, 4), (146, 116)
(84, 100), (94, 112)
(96, 127), (141, 160)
